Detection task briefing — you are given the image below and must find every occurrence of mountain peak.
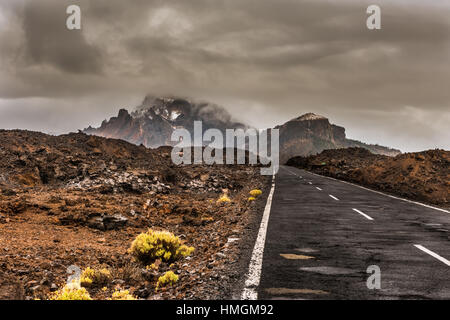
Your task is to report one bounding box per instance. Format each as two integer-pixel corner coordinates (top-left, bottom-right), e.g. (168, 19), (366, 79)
(295, 113), (328, 121)
(277, 111), (400, 163)
(118, 108), (130, 118)
(132, 96), (191, 122)
(84, 95), (247, 148)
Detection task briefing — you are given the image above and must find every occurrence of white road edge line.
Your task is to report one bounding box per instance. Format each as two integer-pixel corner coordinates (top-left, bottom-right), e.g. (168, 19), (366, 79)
(414, 245), (450, 267)
(329, 194), (339, 201)
(308, 182), (313, 185)
(301, 169), (450, 214)
(316, 187), (322, 191)
(241, 175), (276, 300)
(352, 208), (374, 221)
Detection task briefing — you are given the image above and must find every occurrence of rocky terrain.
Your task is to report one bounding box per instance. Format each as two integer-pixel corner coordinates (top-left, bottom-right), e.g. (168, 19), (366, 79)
(84, 96), (399, 164)
(276, 113), (400, 164)
(0, 130), (270, 300)
(287, 148), (449, 208)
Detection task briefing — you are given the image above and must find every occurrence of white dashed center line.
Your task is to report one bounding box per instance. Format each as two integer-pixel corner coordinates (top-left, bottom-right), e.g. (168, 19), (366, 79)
(414, 245), (450, 267)
(283, 166), (450, 275)
(352, 208), (374, 221)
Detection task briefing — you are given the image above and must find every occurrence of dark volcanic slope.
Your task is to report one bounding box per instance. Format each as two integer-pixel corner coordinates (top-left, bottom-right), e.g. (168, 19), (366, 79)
(0, 129), (170, 188)
(287, 147), (449, 208)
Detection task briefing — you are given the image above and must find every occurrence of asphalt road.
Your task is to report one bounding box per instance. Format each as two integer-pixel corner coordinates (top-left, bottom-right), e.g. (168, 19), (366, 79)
(256, 165), (450, 300)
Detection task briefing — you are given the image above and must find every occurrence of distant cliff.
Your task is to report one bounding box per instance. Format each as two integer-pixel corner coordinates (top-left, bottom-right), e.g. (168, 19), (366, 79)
(276, 113), (400, 164)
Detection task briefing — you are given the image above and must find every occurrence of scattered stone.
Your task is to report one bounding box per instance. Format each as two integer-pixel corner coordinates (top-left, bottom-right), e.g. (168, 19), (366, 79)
(136, 288), (150, 298)
(112, 279), (125, 286)
(103, 214), (128, 230)
(87, 214), (128, 231)
(30, 285), (41, 292)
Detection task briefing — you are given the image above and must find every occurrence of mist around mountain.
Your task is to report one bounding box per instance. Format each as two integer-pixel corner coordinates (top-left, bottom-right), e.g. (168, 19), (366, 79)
(84, 96), (401, 163)
(84, 96), (248, 148)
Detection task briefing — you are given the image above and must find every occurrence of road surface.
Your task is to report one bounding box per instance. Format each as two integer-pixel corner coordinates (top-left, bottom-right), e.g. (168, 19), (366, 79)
(245, 165), (450, 300)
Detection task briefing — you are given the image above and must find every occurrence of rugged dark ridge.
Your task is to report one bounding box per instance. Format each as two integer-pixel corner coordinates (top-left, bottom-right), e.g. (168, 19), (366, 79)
(84, 97), (400, 163)
(84, 96), (248, 148)
(277, 113), (400, 163)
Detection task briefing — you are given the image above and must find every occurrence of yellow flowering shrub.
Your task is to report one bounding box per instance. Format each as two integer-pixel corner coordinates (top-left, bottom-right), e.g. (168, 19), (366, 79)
(129, 229), (195, 264)
(110, 289), (137, 300)
(50, 282), (92, 300)
(156, 271), (178, 290)
(217, 195), (231, 204)
(249, 189), (262, 197)
(201, 216), (214, 223)
(146, 263), (159, 271)
(80, 267), (112, 288)
(248, 197), (256, 201)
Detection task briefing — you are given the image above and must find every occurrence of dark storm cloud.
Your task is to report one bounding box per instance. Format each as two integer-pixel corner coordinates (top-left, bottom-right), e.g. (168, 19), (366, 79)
(21, 0), (103, 74)
(0, 0), (449, 151)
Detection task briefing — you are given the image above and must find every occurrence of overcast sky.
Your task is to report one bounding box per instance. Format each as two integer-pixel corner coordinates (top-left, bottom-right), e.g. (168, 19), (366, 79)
(0, 0), (449, 152)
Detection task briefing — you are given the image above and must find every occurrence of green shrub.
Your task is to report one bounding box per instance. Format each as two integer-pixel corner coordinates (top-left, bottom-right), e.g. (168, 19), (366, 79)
(129, 229), (195, 265)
